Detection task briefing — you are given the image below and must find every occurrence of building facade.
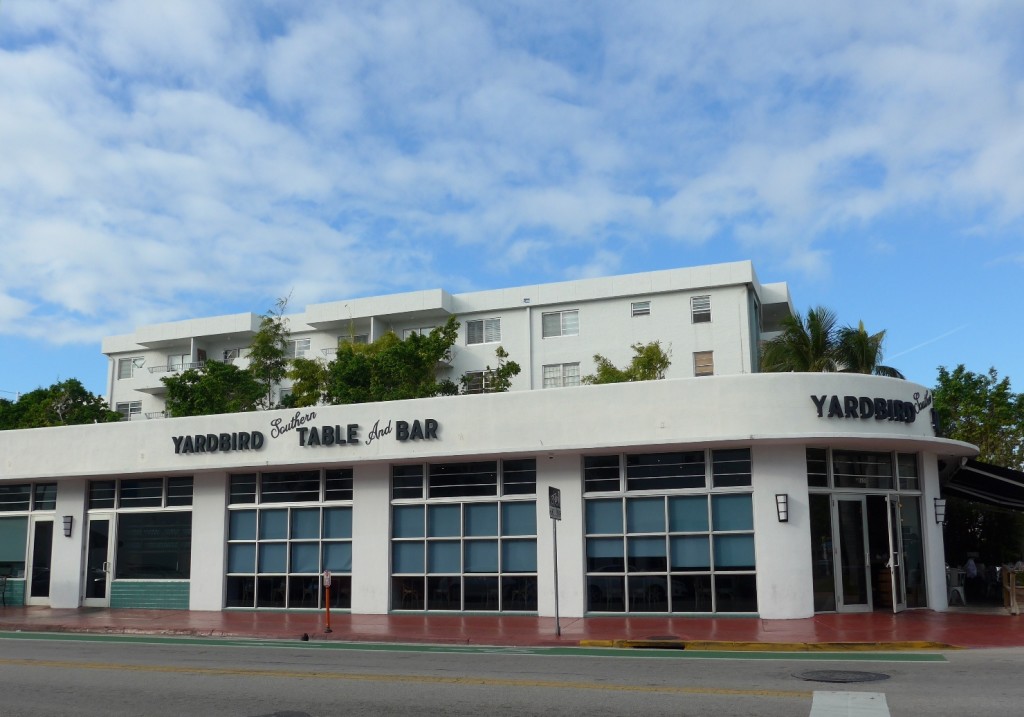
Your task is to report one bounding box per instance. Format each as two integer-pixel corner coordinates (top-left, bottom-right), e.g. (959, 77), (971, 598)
(100, 260), (792, 419)
(0, 262), (975, 618)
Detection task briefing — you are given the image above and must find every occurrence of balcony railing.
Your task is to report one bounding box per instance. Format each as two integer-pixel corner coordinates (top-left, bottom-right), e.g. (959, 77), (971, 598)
(148, 361), (206, 374)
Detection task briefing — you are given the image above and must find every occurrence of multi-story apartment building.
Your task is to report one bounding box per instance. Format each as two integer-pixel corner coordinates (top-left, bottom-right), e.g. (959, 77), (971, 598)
(102, 260), (793, 419)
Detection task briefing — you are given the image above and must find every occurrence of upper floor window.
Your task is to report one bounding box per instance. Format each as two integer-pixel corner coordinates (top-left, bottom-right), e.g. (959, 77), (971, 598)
(694, 351), (714, 377)
(339, 334), (368, 345)
(542, 310), (579, 338)
(286, 339), (311, 358)
(542, 363), (581, 388)
(463, 371), (492, 394)
(467, 318), (501, 345)
(167, 353), (189, 371)
(691, 295), (711, 323)
(631, 301), (651, 317)
(223, 348), (243, 361)
(403, 326), (435, 339)
(116, 401), (142, 419)
(117, 357), (143, 379)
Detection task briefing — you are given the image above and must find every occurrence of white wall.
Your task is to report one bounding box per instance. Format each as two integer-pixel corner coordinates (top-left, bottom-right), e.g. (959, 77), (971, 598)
(352, 462), (391, 614)
(50, 478), (87, 608)
(751, 445), (815, 619)
(190, 471), (228, 611)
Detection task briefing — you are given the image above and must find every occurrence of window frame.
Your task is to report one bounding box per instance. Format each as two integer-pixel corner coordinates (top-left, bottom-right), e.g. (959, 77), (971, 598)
(691, 295), (712, 323)
(693, 351), (714, 377)
(541, 310), (580, 338)
(466, 318), (502, 345)
(542, 362), (581, 389)
(631, 301), (651, 317)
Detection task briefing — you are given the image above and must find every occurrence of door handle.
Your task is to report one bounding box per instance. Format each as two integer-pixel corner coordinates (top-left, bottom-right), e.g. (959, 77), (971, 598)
(102, 561), (111, 573)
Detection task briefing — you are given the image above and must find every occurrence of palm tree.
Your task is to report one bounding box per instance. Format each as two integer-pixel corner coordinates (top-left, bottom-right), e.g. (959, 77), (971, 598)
(760, 306), (841, 373)
(835, 321), (905, 378)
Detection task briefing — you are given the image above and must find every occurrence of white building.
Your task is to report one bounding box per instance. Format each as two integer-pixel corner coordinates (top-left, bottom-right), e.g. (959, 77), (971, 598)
(0, 261), (976, 619)
(101, 260), (793, 419)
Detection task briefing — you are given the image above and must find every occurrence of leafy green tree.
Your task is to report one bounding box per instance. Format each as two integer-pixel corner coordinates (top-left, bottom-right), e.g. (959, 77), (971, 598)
(460, 346), (522, 393)
(835, 321), (904, 378)
(247, 297), (292, 409)
(934, 365), (1024, 566)
(321, 316), (461, 404)
(285, 356), (329, 407)
(162, 360), (265, 417)
(583, 341), (672, 384)
(0, 379), (120, 429)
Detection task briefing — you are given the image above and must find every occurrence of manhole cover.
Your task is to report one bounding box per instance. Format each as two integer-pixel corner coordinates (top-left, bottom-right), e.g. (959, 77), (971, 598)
(794, 670), (890, 683)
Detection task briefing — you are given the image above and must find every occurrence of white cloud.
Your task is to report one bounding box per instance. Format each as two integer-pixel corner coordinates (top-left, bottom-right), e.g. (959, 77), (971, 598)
(2, 0), (1023, 360)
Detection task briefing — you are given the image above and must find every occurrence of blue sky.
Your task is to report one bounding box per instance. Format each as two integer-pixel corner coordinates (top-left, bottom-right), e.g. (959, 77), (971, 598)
(1, 0), (1022, 401)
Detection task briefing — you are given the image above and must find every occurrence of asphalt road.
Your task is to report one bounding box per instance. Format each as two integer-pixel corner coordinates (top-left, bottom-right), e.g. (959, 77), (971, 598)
(0, 633), (1021, 716)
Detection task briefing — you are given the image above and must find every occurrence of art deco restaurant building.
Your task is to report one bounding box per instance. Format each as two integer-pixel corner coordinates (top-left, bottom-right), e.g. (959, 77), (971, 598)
(0, 261), (974, 619)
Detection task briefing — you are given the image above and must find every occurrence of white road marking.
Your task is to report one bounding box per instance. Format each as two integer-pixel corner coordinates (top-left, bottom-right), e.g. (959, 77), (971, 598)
(810, 691), (889, 717)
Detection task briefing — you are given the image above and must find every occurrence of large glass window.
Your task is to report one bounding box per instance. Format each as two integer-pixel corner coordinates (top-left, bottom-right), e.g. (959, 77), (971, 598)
(115, 512), (192, 579)
(229, 469), (353, 505)
(226, 506), (353, 609)
(391, 461), (537, 613)
(583, 447), (755, 614)
(0, 516), (28, 577)
(89, 478), (192, 509)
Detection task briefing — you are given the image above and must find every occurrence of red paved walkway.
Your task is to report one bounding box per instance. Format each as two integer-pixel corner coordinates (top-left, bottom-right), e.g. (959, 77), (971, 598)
(2, 607), (1023, 649)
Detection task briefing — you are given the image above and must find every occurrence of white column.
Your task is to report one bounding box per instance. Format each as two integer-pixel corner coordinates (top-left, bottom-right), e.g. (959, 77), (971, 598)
(752, 444), (815, 619)
(352, 462), (390, 614)
(50, 478), (88, 608)
(536, 453), (585, 618)
(189, 471), (228, 611)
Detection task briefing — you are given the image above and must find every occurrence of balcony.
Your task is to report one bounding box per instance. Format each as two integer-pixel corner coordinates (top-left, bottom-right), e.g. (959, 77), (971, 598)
(148, 361), (207, 374)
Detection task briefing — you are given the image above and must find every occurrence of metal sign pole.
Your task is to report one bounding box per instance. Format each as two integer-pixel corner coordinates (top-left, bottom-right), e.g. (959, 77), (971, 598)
(323, 570), (333, 634)
(552, 516), (561, 637)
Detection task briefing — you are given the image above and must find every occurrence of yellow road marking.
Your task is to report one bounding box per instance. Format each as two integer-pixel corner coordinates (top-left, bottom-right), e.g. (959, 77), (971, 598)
(0, 657), (811, 700)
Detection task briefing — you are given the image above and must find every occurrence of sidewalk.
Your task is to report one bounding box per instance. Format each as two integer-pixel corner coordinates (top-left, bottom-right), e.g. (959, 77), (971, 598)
(3, 606), (1023, 650)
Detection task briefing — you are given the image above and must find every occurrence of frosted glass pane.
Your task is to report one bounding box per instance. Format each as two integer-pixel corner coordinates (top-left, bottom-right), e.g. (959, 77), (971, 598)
(258, 543), (286, 572)
(323, 542), (352, 572)
(290, 543), (319, 573)
(466, 503), (498, 536)
(428, 541), (461, 573)
(670, 536), (710, 568)
(465, 541), (499, 572)
(393, 542), (424, 573)
(393, 506), (424, 538)
(585, 499), (622, 534)
(668, 496), (708, 532)
(428, 504), (461, 537)
(626, 498), (664, 533)
(227, 543), (255, 573)
(712, 494), (753, 531)
(502, 539), (537, 572)
(324, 508), (352, 539)
(714, 534), (755, 568)
(291, 509), (320, 539)
(228, 511), (256, 540)
(259, 510), (287, 540)
(502, 502), (536, 536)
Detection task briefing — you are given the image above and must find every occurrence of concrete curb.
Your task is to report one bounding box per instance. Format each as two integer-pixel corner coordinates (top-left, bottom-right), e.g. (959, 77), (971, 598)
(579, 639), (960, 652)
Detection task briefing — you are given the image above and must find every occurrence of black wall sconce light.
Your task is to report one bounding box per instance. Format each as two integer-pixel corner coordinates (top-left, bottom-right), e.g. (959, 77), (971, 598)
(775, 494), (789, 523)
(934, 498), (947, 525)
(62, 515), (73, 538)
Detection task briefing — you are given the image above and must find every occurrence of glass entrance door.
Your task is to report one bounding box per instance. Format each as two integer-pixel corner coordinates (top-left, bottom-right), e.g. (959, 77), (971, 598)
(886, 496), (908, 613)
(833, 496), (871, 612)
(83, 516), (113, 607)
(26, 518), (53, 605)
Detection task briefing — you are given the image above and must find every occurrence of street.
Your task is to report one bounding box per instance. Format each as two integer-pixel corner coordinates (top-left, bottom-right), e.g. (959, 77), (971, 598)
(0, 633), (1020, 716)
